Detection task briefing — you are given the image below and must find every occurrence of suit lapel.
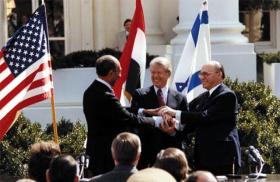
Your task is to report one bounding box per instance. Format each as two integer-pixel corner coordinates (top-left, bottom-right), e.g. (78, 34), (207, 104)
(203, 84), (224, 108)
(166, 89), (175, 106)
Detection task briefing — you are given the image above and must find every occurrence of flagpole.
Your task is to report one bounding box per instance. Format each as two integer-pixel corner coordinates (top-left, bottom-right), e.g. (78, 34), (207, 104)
(41, 0), (59, 144)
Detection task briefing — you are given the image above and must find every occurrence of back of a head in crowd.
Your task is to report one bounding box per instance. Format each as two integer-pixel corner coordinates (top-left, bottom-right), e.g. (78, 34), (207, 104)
(186, 171), (217, 182)
(95, 55), (119, 77)
(111, 132), (141, 166)
(46, 154), (79, 182)
(127, 168), (176, 182)
(154, 148), (189, 182)
(16, 179), (36, 182)
(28, 141), (61, 182)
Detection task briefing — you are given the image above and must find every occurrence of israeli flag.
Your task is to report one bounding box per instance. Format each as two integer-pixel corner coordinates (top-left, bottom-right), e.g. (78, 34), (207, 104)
(172, 1), (211, 102)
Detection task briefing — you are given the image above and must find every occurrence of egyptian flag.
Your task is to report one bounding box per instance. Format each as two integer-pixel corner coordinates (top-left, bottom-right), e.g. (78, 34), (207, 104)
(113, 0), (146, 106)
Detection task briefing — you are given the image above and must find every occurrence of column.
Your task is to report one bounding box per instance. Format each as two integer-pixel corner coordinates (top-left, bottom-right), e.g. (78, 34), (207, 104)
(171, 0), (247, 44)
(120, 0), (166, 45)
(0, 0), (7, 47)
(93, 0), (106, 49)
(170, 0), (256, 82)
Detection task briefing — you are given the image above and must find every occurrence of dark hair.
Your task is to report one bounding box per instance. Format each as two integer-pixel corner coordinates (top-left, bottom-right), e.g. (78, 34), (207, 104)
(154, 148), (189, 182)
(95, 55), (118, 76)
(185, 175), (198, 182)
(111, 132), (141, 165)
(48, 155), (77, 182)
(28, 141), (61, 182)
(123, 19), (132, 26)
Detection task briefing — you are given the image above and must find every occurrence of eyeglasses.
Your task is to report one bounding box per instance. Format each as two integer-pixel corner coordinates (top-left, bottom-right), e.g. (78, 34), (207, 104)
(198, 71), (218, 77)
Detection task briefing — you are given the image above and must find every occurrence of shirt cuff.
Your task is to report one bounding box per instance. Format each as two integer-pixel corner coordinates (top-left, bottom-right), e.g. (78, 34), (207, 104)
(152, 116), (163, 128)
(175, 111), (185, 131)
(138, 108), (144, 116)
(175, 110), (181, 122)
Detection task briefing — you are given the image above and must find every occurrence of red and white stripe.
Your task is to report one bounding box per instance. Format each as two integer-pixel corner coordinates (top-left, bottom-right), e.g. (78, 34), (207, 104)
(114, 0), (146, 106)
(0, 52), (53, 140)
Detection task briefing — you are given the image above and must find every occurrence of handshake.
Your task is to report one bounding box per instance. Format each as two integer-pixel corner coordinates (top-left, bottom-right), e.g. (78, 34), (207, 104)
(144, 106), (179, 135)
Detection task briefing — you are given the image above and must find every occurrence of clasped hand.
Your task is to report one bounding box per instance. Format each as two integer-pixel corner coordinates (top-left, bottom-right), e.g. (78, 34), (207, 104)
(144, 106), (177, 135)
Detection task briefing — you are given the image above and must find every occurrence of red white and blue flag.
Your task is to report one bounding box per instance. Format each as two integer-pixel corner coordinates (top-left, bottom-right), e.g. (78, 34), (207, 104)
(172, 1), (211, 102)
(0, 5), (53, 140)
(113, 0), (146, 106)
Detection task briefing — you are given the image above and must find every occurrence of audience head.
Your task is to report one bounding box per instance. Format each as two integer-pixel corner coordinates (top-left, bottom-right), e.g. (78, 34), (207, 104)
(154, 148), (189, 182)
(111, 132), (141, 166)
(149, 57), (172, 88)
(186, 171), (217, 182)
(95, 55), (121, 87)
(16, 179), (36, 182)
(199, 60), (225, 90)
(123, 19), (132, 32)
(28, 141), (61, 182)
(127, 168), (176, 182)
(46, 155), (79, 182)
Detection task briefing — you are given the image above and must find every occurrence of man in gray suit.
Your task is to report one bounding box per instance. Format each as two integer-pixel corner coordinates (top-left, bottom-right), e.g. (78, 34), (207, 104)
(114, 19), (131, 51)
(90, 132), (141, 182)
(131, 57), (188, 168)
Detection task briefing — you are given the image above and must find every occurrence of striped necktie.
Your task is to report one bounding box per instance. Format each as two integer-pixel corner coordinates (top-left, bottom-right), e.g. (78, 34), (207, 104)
(157, 89), (165, 106)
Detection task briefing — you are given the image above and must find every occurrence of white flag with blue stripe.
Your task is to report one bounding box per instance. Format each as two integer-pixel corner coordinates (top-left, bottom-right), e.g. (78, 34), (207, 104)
(172, 1), (211, 102)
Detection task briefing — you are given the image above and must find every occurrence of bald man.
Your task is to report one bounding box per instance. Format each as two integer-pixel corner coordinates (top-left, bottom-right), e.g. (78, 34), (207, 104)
(186, 171), (217, 182)
(160, 61), (241, 175)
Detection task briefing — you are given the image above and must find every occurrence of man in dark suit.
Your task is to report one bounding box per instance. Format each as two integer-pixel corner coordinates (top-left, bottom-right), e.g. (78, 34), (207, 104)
(90, 132), (141, 182)
(160, 61), (241, 175)
(83, 55), (162, 176)
(131, 57), (188, 168)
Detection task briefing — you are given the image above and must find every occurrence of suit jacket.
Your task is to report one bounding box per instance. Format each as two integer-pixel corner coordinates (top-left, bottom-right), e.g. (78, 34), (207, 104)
(113, 31), (127, 51)
(90, 165), (137, 182)
(181, 84), (241, 172)
(83, 80), (154, 175)
(131, 86), (188, 168)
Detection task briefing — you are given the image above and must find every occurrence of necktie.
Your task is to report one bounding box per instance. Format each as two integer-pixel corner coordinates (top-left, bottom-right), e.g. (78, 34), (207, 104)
(157, 89), (165, 106)
(203, 91), (210, 106)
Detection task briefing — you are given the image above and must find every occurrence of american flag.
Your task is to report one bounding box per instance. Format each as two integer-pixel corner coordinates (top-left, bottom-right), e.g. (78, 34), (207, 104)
(0, 5), (53, 140)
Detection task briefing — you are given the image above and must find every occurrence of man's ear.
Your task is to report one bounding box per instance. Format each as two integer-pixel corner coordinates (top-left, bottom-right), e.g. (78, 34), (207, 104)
(46, 169), (51, 182)
(108, 70), (115, 77)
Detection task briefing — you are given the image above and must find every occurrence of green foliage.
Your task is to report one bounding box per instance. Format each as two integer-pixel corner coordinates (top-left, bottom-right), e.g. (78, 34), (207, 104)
(258, 51), (280, 64)
(0, 116), (87, 178)
(52, 48), (158, 69)
(239, 0), (280, 11)
(225, 79), (280, 173)
(1, 79), (280, 177)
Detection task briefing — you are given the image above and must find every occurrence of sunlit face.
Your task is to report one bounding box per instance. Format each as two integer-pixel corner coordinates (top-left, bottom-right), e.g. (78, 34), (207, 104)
(150, 64), (170, 88)
(109, 62), (122, 87)
(199, 64), (222, 90)
(124, 21), (131, 32)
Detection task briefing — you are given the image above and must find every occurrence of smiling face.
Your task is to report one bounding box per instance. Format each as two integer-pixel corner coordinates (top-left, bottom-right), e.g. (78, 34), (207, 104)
(199, 63), (223, 90)
(150, 63), (171, 89)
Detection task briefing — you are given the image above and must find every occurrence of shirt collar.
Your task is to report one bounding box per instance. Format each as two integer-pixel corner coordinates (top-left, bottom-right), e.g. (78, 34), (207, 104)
(208, 83), (221, 96)
(154, 86), (168, 95)
(96, 77), (113, 91)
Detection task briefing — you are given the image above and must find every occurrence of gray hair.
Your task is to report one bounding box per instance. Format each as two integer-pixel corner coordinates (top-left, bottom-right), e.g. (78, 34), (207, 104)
(209, 60), (225, 79)
(150, 57), (172, 74)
